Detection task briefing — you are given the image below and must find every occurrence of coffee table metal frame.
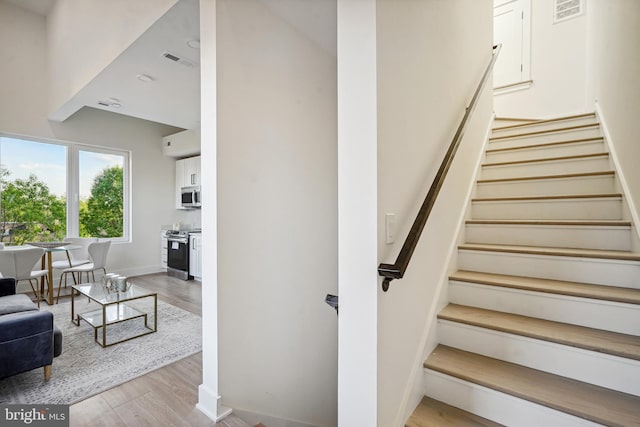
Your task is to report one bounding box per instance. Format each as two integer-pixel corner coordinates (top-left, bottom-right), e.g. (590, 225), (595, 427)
(71, 282), (157, 347)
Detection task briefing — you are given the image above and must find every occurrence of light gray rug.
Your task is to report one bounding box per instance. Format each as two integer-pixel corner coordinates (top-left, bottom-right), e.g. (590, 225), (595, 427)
(0, 297), (202, 405)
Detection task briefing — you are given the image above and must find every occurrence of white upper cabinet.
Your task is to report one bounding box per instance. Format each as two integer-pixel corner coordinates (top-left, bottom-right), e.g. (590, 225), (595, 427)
(175, 155), (201, 209)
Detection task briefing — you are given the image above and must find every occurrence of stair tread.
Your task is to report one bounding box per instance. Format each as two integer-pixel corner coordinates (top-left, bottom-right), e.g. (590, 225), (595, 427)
(486, 136), (604, 154)
(489, 123), (600, 142)
(450, 270), (640, 305)
(466, 219), (631, 226)
(482, 152), (608, 168)
(492, 113), (596, 132)
(458, 243), (640, 261)
(477, 170), (614, 184)
(406, 396), (503, 427)
(472, 193), (622, 202)
(425, 345), (640, 426)
(439, 304), (640, 360)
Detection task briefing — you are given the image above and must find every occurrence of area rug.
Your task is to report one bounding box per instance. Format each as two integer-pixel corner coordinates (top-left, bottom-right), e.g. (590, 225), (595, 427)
(0, 297), (202, 405)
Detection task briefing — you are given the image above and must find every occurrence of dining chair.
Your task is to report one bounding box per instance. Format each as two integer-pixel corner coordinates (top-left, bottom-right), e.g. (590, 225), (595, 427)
(0, 248), (48, 307)
(57, 240), (111, 303)
(51, 237), (98, 284)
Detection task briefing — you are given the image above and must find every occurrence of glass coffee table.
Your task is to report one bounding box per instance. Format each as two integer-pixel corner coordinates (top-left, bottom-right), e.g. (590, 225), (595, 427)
(71, 282), (157, 347)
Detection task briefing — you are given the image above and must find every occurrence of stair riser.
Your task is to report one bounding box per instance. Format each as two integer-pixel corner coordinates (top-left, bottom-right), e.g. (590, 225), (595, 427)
(488, 127), (601, 150)
(449, 282), (640, 335)
(457, 251), (640, 288)
(486, 140), (605, 163)
(475, 175), (616, 198)
(465, 224), (631, 251)
(480, 157), (610, 180)
(439, 320), (640, 396)
(472, 199), (622, 220)
(424, 370), (602, 427)
(492, 116), (598, 137)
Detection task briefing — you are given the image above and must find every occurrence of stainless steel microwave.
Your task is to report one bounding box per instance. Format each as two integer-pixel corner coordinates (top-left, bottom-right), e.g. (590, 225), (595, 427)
(181, 186), (201, 208)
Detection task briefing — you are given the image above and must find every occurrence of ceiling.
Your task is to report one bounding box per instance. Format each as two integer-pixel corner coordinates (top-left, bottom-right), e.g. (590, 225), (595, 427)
(11, 0), (336, 130)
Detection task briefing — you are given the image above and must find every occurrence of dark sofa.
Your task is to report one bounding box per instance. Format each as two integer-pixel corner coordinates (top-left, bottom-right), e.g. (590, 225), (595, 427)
(0, 278), (62, 381)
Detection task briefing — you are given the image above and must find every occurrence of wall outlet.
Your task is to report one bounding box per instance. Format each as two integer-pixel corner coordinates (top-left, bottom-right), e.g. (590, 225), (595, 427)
(385, 213), (395, 244)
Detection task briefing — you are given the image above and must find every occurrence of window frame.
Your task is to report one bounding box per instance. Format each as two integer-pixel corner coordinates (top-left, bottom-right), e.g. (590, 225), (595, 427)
(0, 132), (131, 243)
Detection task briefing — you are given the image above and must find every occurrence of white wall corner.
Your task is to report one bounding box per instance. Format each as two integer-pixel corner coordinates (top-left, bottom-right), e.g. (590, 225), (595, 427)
(594, 101), (640, 250)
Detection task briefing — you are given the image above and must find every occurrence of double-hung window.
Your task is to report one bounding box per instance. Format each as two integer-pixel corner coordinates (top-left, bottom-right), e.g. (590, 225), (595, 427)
(0, 135), (129, 245)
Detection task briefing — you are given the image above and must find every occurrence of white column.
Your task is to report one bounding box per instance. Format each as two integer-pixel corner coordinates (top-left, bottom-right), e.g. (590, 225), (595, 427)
(337, 0), (378, 425)
(196, 0), (230, 421)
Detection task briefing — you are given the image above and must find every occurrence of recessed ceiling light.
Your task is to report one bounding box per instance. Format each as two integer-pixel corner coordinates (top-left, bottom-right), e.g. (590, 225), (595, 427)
(137, 74), (155, 82)
(110, 103), (122, 109)
(186, 39), (200, 49)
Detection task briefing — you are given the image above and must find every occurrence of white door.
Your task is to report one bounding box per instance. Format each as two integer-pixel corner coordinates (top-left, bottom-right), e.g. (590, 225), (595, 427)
(493, 0), (530, 88)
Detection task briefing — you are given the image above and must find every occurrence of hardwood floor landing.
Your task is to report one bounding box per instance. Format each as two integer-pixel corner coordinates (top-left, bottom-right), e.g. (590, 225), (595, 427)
(69, 273), (249, 427)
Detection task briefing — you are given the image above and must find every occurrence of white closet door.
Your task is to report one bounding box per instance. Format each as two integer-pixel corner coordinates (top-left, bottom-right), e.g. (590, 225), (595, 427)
(493, 0), (530, 88)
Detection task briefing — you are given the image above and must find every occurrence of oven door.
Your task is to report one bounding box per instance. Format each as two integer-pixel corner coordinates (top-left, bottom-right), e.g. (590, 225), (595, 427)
(167, 238), (190, 279)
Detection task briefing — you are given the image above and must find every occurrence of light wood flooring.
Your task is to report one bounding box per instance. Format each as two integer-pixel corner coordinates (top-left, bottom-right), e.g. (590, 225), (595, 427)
(68, 273), (250, 427)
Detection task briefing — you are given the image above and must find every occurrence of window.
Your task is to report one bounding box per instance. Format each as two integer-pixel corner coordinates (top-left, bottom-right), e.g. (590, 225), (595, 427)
(0, 135), (129, 244)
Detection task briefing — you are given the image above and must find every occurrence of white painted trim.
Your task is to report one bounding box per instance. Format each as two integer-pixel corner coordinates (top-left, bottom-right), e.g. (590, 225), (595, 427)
(196, 386), (232, 422)
(493, 79), (533, 95)
(394, 109), (496, 427)
(594, 101), (640, 247)
(232, 408), (319, 427)
(198, 0), (221, 422)
(438, 320), (640, 396)
(424, 370), (602, 427)
(337, 1), (378, 424)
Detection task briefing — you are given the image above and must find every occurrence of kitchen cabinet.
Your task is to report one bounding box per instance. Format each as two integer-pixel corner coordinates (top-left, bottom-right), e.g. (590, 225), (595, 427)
(189, 233), (202, 279)
(162, 129), (200, 157)
(175, 155), (201, 209)
(161, 230), (168, 269)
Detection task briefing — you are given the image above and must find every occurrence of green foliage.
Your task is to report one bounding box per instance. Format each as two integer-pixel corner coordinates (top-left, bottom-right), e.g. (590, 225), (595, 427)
(79, 166), (123, 238)
(0, 168), (66, 245)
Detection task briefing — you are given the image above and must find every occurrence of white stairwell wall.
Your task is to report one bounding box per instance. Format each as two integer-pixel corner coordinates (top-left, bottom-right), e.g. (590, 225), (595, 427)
(419, 114), (640, 426)
(376, 1), (493, 426)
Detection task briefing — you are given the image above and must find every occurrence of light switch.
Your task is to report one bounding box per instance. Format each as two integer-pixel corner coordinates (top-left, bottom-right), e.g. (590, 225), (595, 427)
(385, 213), (395, 244)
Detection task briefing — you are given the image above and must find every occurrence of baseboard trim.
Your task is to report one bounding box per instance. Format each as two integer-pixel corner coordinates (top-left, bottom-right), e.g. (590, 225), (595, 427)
(594, 101), (640, 250)
(232, 408), (319, 427)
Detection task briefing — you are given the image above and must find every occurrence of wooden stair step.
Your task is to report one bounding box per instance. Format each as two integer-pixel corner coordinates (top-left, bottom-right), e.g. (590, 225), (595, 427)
(466, 219), (631, 227)
(489, 123), (600, 142)
(458, 243), (640, 262)
(482, 152), (608, 168)
(406, 396), (503, 427)
(485, 137), (604, 154)
(477, 170), (614, 184)
(472, 193), (622, 202)
(439, 304), (640, 360)
(492, 113), (596, 132)
(425, 345), (640, 426)
(449, 270), (640, 305)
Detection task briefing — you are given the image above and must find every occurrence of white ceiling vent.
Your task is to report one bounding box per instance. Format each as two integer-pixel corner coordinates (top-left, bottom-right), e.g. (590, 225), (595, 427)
(554, 0), (584, 23)
(162, 51), (197, 68)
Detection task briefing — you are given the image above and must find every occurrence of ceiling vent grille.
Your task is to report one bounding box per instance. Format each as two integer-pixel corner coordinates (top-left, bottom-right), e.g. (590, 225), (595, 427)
(554, 0), (584, 23)
(162, 51), (197, 68)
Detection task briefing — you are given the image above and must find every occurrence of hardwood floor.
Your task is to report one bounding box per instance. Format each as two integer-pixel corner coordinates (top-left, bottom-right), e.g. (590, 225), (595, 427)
(69, 273), (249, 427)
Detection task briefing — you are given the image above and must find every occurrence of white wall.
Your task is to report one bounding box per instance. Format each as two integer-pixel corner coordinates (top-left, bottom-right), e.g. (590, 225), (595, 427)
(586, 0), (640, 231)
(376, 1), (493, 425)
(46, 0), (178, 117)
(337, 0), (378, 425)
(216, 1), (338, 426)
(494, 0), (589, 118)
(0, 1), (182, 277)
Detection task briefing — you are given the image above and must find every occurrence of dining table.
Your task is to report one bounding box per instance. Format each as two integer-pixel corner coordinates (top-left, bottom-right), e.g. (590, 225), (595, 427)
(27, 244), (81, 305)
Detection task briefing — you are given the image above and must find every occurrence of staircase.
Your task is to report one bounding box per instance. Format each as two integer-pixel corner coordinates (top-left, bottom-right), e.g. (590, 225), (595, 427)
(407, 113), (640, 426)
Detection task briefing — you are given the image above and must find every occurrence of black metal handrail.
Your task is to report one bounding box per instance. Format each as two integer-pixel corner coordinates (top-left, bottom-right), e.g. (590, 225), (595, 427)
(378, 44), (502, 292)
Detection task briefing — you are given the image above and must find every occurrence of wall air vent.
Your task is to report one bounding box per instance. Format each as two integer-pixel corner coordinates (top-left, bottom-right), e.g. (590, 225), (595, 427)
(162, 51), (197, 68)
(554, 0), (584, 23)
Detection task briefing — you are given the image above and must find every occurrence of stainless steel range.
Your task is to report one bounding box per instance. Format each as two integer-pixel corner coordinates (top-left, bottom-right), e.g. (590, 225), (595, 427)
(165, 230), (192, 280)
